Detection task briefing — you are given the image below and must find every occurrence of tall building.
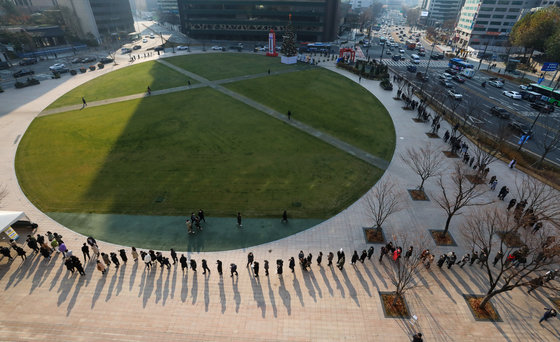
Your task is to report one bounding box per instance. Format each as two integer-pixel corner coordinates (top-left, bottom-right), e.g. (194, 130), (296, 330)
(57, 0), (134, 43)
(455, 0), (539, 53)
(178, 0), (340, 42)
(421, 0), (465, 27)
(157, 0), (179, 13)
(350, 0), (374, 9)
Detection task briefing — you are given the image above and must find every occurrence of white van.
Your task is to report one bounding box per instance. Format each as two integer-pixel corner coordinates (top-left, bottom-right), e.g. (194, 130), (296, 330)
(460, 69), (475, 78)
(410, 54), (420, 64)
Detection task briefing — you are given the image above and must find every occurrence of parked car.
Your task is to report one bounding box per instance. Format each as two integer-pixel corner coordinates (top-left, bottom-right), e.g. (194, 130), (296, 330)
(13, 69), (35, 78)
(133, 45), (141, 50)
(488, 80), (504, 88)
(447, 89), (463, 100)
(82, 56), (96, 63)
(49, 63), (68, 73)
(503, 90), (522, 99)
(177, 45), (189, 50)
(19, 57), (38, 66)
(149, 34), (155, 39)
(121, 47), (132, 54)
(71, 57), (83, 64)
(431, 53), (444, 60)
(530, 101), (555, 113)
(99, 57), (114, 64)
(142, 38), (148, 43)
(508, 121), (532, 136)
(211, 46), (225, 51)
(452, 75), (465, 83)
(490, 106), (511, 119)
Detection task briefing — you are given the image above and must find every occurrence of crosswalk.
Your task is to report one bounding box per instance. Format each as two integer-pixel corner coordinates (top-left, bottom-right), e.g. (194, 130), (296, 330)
(379, 59), (450, 68)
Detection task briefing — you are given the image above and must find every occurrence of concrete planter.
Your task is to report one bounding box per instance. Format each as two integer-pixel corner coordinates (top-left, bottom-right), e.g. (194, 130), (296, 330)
(281, 55), (298, 65)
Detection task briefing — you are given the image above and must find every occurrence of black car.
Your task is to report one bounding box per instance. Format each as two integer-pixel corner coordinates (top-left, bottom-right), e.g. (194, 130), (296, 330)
(431, 53), (444, 60)
(490, 106), (511, 119)
(530, 101), (555, 113)
(508, 121), (532, 136)
(19, 57), (37, 66)
(99, 57), (114, 64)
(392, 55), (401, 61)
(407, 65), (417, 72)
(133, 45), (141, 50)
(81, 56), (97, 63)
(13, 69), (35, 78)
(445, 68), (458, 75)
(71, 57), (83, 64)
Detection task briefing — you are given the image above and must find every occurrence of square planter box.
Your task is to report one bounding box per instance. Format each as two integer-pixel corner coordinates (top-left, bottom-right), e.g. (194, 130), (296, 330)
(463, 294), (502, 322)
(363, 227), (386, 244)
(379, 291), (411, 318)
(408, 189), (429, 201)
(429, 229), (457, 246)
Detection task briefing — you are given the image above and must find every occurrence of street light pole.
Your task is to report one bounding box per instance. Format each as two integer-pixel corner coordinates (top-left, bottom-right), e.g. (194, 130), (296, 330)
(424, 43), (436, 76)
(379, 42), (385, 63)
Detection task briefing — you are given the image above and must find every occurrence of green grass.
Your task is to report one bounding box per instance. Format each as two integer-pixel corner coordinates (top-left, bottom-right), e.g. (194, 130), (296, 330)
(17, 88), (382, 218)
(165, 53), (306, 80)
(46, 61), (193, 109)
(226, 68), (396, 160)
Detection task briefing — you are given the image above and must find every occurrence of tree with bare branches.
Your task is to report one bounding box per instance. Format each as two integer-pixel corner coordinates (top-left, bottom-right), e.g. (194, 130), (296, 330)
(514, 174), (560, 229)
(400, 143), (445, 191)
(365, 177), (402, 229)
(461, 206), (560, 309)
(536, 118), (560, 168)
(468, 121), (510, 180)
(435, 163), (493, 237)
(384, 231), (432, 305)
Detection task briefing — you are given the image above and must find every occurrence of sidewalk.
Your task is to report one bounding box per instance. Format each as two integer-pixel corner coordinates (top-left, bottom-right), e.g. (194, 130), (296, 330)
(0, 53), (558, 341)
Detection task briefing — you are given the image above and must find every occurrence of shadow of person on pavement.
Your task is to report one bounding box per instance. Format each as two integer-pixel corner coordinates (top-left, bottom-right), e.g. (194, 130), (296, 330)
(250, 274), (266, 317)
(91, 275), (106, 309)
(277, 275), (291, 315)
(266, 275), (277, 317)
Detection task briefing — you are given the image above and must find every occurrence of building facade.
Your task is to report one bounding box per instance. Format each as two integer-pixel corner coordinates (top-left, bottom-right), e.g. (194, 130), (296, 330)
(455, 0), (543, 53)
(157, 0), (179, 13)
(178, 0), (340, 42)
(421, 0), (465, 27)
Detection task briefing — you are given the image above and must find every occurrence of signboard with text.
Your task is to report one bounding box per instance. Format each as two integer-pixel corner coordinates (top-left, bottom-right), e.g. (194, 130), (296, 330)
(541, 62), (558, 72)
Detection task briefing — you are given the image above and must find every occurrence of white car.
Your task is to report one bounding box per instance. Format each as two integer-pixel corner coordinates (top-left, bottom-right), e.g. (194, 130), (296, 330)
(519, 84), (529, 90)
(211, 46), (224, 50)
(399, 49), (405, 53)
(49, 63), (66, 71)
(142, 38), (148, 43)
(177, 45), (189, 50)
(503, 90), (522, 99)
(488, 80), (504, 88)
(447, 89), (463, 100)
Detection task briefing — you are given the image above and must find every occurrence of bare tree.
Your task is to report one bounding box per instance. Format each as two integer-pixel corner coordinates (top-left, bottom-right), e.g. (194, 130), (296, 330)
(446, 96), (462, 121)
(536, 118), (560, 168)
(514, 174), (560, 229)
(384, 231), (432, 305)
(365, 177), (402, 229)
(434, 163), (493, 237)
(461, 206), (560, 309)
(400, 143), (445, 191)
(469, 121), (510, 179)
(403, 82), (415, 109)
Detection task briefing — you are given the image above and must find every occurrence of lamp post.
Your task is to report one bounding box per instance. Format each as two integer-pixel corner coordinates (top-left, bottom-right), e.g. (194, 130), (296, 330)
(424, 43), (437, 76)
(379, 41), (386, 63)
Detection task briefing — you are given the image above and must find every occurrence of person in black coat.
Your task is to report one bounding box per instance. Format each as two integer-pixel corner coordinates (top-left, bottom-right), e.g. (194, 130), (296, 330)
(289, 257), (295, 272)
(367, 246), (374, 260)
(253, 261), (259, 278)
(170, 249), (178, 264)
(110, 252), (120, 268)
(190, 258), (197, 272)
(180, 254), (188, 272)
(202, 259), (210, 274)
(1, 247), (13, 261)
(216, 259), (223, 275)
(119, 249), (128, 263)
(351, 251), (359, 265)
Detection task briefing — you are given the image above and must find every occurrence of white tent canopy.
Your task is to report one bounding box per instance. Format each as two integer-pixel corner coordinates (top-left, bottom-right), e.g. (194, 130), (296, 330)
(0, 211), (28, 234)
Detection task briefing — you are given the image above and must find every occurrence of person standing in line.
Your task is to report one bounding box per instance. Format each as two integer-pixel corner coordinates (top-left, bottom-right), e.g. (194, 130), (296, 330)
(131, 247), (139, 262)
(1, 247), (13, 261)
(170, 248), (178, 264)
(337, 254), (345, 270)
(144, 253), (152, 269)
(359, 250), (367, 263)
(253, 261), (259, 278)
(470, 251), (479, 266)
(110, 252), (120, 268)
(81, 97), (87, 109)
(351, 251), (359, 265)
(15, 246), (27, 261)
(367, 246), (374, 260)
(96, 260), (107, 275)
(539, 308), (557, 323)
(412, 333), (423, 342)
(316, 252), (323, 266)
(493, 251), (503, 267)
(379, 246), (388, 262)
(90, 243), (99, 258)
(101, 253), (111, 268)
(289, 257), (295, 273)
(405, 246), (413, 260)
(447, 252), (457, 269)
(58, 242), (68, 258)
(81, 243), (90, 263)
(180, 254), (188, 272)
(202, 259), (210, 274)
(264, 260), (269, 276)
(50, 238), (59, 253)
(190, 258), (197, 272)
(186, 219), (193, 234)
(337, 249), (344, 263)
(282, 210), (288, 223)
(73, 256), (86, 276)
(237, 212), (242, 227)
(230, 263), (238, 277)
(119, 249), (128, 263)
(162, 257), (171, 269)
(459, 254), (470, 268)
(217, 259), (223, 276)
(327, 252), (334, 266)
(247, 252), (254, 267)
(437, 255), (446, 268)
(306, 253), (313, 268)
(277, 259), (283, 275)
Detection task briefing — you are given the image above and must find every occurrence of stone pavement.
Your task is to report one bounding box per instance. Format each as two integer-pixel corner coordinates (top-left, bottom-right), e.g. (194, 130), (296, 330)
(0, 53), (558, 341)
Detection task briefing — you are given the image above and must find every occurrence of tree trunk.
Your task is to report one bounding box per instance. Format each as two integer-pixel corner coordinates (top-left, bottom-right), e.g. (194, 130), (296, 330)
(419, 178), (426, 191)
(442, 214), (453, 237)
(478, 292), (495, 309)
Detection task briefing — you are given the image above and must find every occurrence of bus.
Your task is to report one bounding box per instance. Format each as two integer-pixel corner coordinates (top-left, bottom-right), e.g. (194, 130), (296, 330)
(448, 58), (474, 70)
(410, 54), (420, 64)
(526, 84), (560, 106)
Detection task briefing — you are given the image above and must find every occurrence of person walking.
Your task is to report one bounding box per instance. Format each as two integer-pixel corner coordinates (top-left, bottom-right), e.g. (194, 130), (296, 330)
(337, 248), (344, 263)
(237, 212), (242, 227)
(147, 86), (151, 95)
(478, 252), (488, 268)
(447, 252), (457, 269)
(190, 258), (197, 272)
(198, 209), (206, 223)
(316, 252), (323, 266)
(437, 255), (446, 268)
(509, 159), (516, 169)
(202, 259), (210, 274)
(96, 259), (107, 275)
(253, 261), (259, 278)
(264, 260), (269, 276)
(327, 252), (334, 267)
(180, 254), (188, 272)
(459, 254), (470, 268)
(469, 251), (479, 266)
(289, 257), (295, 273)
(490, 179), (498, 191)
(230, 263), (238, 277)
(539, 308), (557, 323)
(170, 248), (178, 264)
(217, 259), (223, 276)
(1, 247), (14, 261)
(81, 97), (87, 110)
(81, 243), (90, 262)
(247, 252), (254, 268)
(131, 247), (139, 262)
(412, 333), (423, 342)
(287, 111), (291, 121)
(367, 246), (374, 260)
(277, 259), (284, 275)
(281, 210), (288, 223)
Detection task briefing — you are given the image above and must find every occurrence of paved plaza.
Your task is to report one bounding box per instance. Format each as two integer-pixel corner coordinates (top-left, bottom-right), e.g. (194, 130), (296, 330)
(0, 52), (559, 341)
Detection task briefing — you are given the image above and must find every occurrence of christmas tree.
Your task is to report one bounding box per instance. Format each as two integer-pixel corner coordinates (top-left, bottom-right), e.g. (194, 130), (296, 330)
(280, 14), (298, 57)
